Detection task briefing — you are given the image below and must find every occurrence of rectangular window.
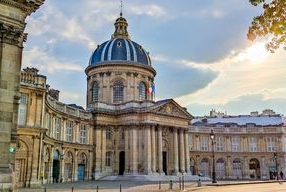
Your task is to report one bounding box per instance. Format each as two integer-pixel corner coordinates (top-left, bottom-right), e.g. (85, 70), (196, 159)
(54, 117), (61, 140)
(266, 137), (276, 152)
(106, 152), (111, 166)
(232, 137), (240, 152)
(80, 124), (87, 144)
(200, 136), (208, 151)
(18, 93), (28, 125)
(106, 128), (111, 140)
(249, 137), (257, 152)
(46, 113), (51, 135)
(216, 136), (224, 152)
(66, 121), (73, 142)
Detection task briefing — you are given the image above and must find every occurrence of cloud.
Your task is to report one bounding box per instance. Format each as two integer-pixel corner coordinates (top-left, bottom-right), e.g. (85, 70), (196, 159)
(22, 46), (84, 74)
(130, 4), (165, 17)
(174, 42), (286, 115)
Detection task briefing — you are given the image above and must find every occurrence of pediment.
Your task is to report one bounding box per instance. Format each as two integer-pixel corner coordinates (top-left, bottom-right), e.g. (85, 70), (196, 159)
(148, 99), (193, 119)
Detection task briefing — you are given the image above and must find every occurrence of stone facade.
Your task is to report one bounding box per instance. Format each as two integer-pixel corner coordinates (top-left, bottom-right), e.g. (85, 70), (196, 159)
(0, 1), (45, 191)
(190, 110), (286, 180)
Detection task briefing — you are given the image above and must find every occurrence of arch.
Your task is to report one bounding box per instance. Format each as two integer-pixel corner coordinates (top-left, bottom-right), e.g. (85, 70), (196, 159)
(63, 151), (74, 182)
(16, 139), (30, 187)
(113, 80), (124, 103)
(92, 81), (99, 102)
(52, 150), (60, 183)
(200, 158), (209, 177)
(138, 81), (147, 100)
(249, 158), (260, 179)
(216, 158), (225, 179)
(77, 152), (87, 181)
(190, 158), (196, 175)
(233, 158), (242, 179)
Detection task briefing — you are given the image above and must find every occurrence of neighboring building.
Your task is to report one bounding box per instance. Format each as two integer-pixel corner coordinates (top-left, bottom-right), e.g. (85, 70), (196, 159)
(190, 110), (285, 180)
(0, 1), (45, 191)
(16, 13), (193, 187)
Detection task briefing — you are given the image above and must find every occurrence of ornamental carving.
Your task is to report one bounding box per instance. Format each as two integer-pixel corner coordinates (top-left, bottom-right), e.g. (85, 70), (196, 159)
(0, 22), (25, 46)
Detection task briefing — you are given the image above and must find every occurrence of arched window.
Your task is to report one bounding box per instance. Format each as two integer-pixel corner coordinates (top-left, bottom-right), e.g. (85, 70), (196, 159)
(92, 81), (99, 102)
(139, 82), (147, 100)
(113, 80), (124, 103)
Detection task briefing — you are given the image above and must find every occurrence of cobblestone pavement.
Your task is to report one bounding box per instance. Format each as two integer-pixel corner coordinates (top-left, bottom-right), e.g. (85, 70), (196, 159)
(19, 180), (286, 192)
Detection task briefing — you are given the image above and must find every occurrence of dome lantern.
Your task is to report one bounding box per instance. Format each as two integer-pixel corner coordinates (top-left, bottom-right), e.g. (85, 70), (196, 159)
(112, 13), (130, 39)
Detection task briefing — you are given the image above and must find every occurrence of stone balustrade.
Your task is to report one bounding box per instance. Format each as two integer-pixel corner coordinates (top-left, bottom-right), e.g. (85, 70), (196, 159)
(20, 68), (46, 88)
(46, 95), (91, 119)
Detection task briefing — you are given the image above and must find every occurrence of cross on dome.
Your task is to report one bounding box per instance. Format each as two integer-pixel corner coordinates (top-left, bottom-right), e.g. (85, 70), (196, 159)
(112, 0), (130, 39)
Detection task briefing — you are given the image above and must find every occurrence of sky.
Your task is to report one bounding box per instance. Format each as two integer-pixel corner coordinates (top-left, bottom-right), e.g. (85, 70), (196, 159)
(22, 0), (286, 116)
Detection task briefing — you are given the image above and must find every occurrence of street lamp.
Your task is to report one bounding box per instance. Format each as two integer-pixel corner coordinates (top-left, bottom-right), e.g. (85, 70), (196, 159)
(210, 129), (217, 183)
(274, 152), (278, 180)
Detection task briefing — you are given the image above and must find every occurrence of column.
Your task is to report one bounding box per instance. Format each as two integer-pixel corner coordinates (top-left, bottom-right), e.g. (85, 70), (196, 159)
(89, 150), (93, 180)
(60, 148), (65, 182)
(131, 126), (138, 174)
(151, 126), (156, 173)
(184, 130), (190, 173)
(144, 126), (152, 174)
(173, 128), (179, 174)
(94, 126), (102, 177)
(101, 127), (106, 173)
(179, 129), (185, 173)
(124, 127), (129, 174)
(158, 126), (163, 174)
(50, 146), (54, 183)
(74, 149), (78, 181)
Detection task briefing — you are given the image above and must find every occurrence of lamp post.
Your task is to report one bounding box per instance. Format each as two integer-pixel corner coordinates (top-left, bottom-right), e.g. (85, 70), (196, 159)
(274, 152), (278, 180)
(210, 129), (217, 183)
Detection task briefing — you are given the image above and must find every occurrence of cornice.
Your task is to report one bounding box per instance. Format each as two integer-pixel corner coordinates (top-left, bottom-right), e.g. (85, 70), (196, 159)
(0, 0), (45, 15)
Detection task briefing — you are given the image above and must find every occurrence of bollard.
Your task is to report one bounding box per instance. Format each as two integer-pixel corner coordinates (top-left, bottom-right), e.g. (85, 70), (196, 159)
(120, 183), (122, 192)
(169, 180), (173, 189)
(197, 179), (202, 187)
(159, 181), (161, 190)
(179, 177), (181, 190)
(96, 185), (98, 192)
(182, 176), (185, 190)
(44, 187), (46, 192)
(71, 186), (74, 192)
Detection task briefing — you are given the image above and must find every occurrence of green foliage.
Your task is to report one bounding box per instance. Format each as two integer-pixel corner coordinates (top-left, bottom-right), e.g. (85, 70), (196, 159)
(248, 0), (286, 52)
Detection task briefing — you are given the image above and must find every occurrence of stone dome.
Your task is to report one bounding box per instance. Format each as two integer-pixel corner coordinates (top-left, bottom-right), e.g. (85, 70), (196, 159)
(88, 14), (152, 66)
(89, 38), (151, 66)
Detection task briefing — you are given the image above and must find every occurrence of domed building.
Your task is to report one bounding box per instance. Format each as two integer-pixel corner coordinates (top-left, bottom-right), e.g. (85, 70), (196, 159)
(85, 13), (193, 178)
(11, 8), (286, 189)
(14, 12), (193, 187)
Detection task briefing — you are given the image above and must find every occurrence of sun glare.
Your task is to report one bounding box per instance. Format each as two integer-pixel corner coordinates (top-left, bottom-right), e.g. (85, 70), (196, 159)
(244, 42), (269, 63)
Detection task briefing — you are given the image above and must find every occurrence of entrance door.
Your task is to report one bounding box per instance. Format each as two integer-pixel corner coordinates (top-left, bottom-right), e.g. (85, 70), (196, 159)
(78, 164), (85, 180)
(52, 160), (60, 183)
(119, 151), (125, 175)
(163, 151), (167, 175)
(249, 158), (260, 179)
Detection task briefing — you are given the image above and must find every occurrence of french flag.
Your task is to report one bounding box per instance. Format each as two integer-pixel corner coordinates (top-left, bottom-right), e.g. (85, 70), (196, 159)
(147, 83), (155, 94)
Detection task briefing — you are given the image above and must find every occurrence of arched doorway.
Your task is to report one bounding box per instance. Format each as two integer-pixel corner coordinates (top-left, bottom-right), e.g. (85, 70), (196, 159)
(119, 151), (125, 175)
(78, 153), (87, 181)
(52, 150), (60, 183)
(216, 158), (225, 179)
(200, 158), (209, 177)
(233, 158), (242, 179)
(190, 158), (195, 175)
(249, 158), (260, 179)
(64, 151), (73, 182)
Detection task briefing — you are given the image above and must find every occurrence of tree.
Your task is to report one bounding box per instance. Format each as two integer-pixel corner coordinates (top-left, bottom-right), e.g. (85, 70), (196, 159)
(247, 0), (286, 52)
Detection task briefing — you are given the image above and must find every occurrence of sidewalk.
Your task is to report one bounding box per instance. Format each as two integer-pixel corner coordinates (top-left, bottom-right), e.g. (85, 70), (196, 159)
(19, 179), (285, 192)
